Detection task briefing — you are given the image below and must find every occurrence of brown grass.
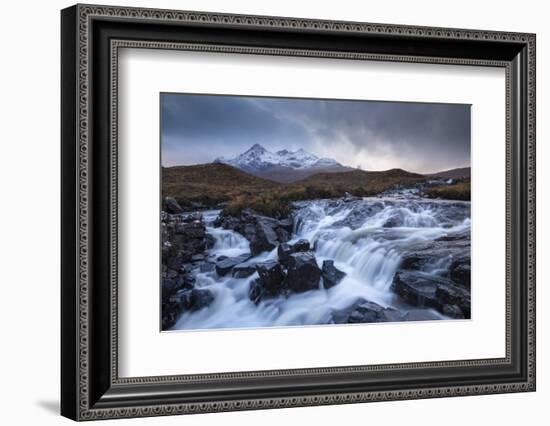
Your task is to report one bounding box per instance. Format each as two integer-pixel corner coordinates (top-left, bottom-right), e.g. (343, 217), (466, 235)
(162, 163), (460, 217)
(424, 179), (471, 201)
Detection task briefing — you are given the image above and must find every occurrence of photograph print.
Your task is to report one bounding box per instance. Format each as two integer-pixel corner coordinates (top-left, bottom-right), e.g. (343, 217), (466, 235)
(160, 93), (471, 331)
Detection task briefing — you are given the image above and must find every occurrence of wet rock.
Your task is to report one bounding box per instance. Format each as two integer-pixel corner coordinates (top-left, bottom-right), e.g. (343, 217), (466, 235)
(391, 271), (470, 318)
(293, 239), (311, 252)
(248, 279), (265, 304)
(277, 239), (311, 266)
(174, 221), (205, 238)
(256, 261), (285, 294)
(321, 260), (346, 289)
(199, 262), (216, 273)
(253, 217), (280, 253)
(331, 201), (385, 229)
(277, 243), (293, 264)
(331, 299), (403, 324)
(402, 309), (441, 321)
(165, 251), (187, 271)
(232, 263), (257, 278)
(450, 259), (471, 289)
(215, 253), (252, 276)
(284, 252), (321, 293)
(391, 271), (446, 309)
(435, 283), (470, 318)
(191, 254), (206, 262)
(214, 209), (293, 255)
(170, 288), (214, 311)
(442, 304), (465, 319)
(278, 218), (294, 233)
(275, 228), (290, 243)
(205, 234), (215, 249)
(181, 211), (203, 223)
(161, 287), (213, 330)
(164, 197), (183, 214)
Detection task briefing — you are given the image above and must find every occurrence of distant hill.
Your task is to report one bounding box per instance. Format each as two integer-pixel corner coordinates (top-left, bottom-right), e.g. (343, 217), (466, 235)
(162, 163), (281, 207)
(252, 164), (355, 183)
(291, 168), (425, 194)
(426, 167), (470, 179)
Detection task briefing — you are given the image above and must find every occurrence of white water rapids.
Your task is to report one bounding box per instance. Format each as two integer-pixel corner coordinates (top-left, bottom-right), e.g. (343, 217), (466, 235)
(172, 196), (470, 331)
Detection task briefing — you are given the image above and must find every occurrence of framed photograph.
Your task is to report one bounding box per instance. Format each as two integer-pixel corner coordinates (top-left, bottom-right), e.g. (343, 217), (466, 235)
(61, 4), (536, 421)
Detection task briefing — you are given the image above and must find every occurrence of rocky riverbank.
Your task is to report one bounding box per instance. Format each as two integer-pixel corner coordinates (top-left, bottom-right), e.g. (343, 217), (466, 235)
(161, 199), (216, 329)
(161, 194), (471, 331)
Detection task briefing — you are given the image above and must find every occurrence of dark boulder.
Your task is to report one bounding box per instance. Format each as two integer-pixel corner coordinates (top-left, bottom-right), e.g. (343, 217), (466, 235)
(181, 211), (203, 223)
(277, 243), (293, 265)
(170, 288), (214, 311)
(215, 209), (293, 255)
(164, 197), (183, 214)
(293, 239), (311, 252)
(188, 288), (215, 310)
(391, 271), (446, 310)
(321, 260), (346, 289)
(275, 228), (290, 243)
(199, 262), (216, 273)
(442, 304), (465, 319)
(161, 288), (214, 330)
(215, 253), (252, 276)
(191, 254), (206, 262)
(256, 261), (285, 295)
(253, 216), (280, 253)
(277, 239), (311, 266)
(165, 251), (187, 271)
(400, 242), (468, 272)
(205, 234), (215, 249)
(331, 299), (403, 324)
(232, 263), (257, 278)
(435, 283), (470, 318)
(174, 221), (205, 238)
(278, 217), (294, 233)
(391, 270), (470, 318)
(450, 259), (471, 289)
(248, 279), (265, 304)
(284, 252), (321, 293)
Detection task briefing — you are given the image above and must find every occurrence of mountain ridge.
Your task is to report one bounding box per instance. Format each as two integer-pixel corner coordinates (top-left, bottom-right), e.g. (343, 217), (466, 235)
(214, 144), (352, 183)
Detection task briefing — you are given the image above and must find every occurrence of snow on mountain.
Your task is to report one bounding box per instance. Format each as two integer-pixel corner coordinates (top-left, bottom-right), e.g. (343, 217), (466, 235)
(215, 144), (340, 172)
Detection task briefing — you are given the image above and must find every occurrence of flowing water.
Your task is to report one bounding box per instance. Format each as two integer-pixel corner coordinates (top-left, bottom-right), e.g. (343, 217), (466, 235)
(172, 195), (470, 331)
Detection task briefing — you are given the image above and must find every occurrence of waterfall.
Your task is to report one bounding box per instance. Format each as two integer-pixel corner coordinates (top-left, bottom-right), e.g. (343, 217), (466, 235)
(173, 196), (471, 331)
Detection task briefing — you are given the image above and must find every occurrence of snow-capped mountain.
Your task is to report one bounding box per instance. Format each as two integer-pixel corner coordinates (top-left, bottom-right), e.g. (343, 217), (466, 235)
(214, 144), (350, 183)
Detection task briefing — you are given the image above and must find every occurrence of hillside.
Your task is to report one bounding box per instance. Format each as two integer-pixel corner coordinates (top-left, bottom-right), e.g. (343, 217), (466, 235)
(162, 163), (281, 208)
(163, 163), (430, 217)
(287, 169), (425, 197)
(249, 164), (355, 183)
(426, 167), (470, 179)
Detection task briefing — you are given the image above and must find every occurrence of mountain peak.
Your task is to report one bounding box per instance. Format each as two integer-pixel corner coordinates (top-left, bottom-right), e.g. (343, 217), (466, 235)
(246, 143), (267, 153)
(214, 145), (344, 178)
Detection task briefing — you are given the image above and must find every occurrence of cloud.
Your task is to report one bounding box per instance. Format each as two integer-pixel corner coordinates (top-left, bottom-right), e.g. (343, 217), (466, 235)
(161, 93), (470, 174)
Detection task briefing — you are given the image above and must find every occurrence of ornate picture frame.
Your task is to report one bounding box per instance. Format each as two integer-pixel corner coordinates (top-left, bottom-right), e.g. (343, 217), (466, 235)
(61, 4), (535, 421)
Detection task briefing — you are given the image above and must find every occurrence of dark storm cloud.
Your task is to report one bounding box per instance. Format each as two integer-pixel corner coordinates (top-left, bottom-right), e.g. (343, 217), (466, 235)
(161, 93), (470, 173)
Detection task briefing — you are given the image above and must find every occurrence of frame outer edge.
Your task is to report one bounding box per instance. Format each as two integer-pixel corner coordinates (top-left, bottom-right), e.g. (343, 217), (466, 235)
(66, 4), (536, 421)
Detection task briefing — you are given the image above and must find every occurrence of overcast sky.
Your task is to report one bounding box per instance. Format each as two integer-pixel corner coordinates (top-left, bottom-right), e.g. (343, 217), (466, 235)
(161, 93), (470, 174)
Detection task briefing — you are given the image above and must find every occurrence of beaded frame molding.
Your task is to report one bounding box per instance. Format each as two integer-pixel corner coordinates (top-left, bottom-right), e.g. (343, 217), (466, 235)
(61, 4), (536, 421)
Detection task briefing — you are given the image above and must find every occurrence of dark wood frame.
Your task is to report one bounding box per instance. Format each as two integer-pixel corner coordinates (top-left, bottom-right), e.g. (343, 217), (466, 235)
(61, 4), (536, 421)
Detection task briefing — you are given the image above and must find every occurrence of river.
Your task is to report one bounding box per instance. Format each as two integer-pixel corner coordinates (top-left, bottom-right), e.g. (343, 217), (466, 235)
(171, 193), (471, 331)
